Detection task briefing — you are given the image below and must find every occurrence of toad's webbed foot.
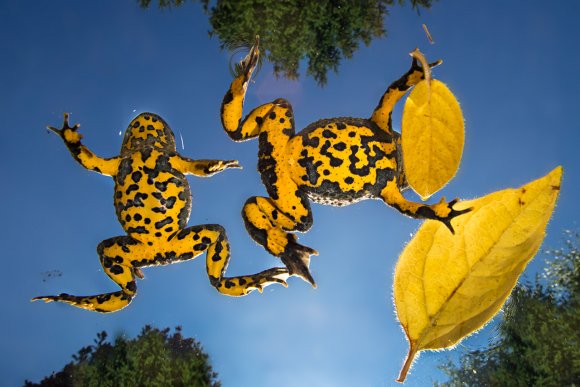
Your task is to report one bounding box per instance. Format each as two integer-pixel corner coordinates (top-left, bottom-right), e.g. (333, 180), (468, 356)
(435, 198), (473, 234)
(208, 159), (241, 173)
(280, 239), (318, 288)
(234, 35), (260, 80)
(32, 291), (133, 313)
(243, 267), (290, 293)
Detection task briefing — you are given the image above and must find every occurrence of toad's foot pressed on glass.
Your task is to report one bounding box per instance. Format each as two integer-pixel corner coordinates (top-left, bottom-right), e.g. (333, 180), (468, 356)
(33, 112), (288, 313)
(220, 37), (471, 286)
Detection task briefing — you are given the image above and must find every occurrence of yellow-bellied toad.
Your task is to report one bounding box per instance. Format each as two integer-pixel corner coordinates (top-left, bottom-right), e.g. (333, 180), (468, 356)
(220, 37), (470, 286)
(33, 112), (288, 313)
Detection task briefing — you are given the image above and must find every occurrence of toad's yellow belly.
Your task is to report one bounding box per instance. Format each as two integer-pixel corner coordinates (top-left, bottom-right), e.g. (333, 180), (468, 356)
(286, 118), (399, 206)
(114, 148), (191, 243)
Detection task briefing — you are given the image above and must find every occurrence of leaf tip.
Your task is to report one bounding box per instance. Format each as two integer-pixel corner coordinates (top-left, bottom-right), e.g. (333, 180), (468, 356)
(551, 165), (563, 180)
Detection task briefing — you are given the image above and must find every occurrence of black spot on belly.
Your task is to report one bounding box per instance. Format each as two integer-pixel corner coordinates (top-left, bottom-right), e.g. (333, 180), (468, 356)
(132, 193), (148, 207)
(155, 217), (173, 229)
(155, 181), (168, 192)
(140, 148), (153, 162)
(321, 140), (343, 167)
(303, 135), (320, 148)
(166, 196), (176, 208)
(333, 142), (346, 151)
(348, 145), (370, 176)
(336, 122), (346, 130)
(298, 151), (319, 185)
(167, 177), (184, 187)
(344, 177), (354, 184)
(132, 121), (140, 128)
(117, 158), (133, 185)
(131, 171), (142, 183)
(125, 184), (139, 195)
(322, 129), (337, 139)
(127, 226), (148, 234)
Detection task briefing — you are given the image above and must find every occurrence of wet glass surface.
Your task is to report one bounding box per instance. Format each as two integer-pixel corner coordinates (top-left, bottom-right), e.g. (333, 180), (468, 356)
(1, 1), (579, 385)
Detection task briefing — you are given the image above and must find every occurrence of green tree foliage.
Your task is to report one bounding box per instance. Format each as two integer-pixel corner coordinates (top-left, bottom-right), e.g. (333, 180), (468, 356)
(138, 0), (433, 85)
(25, 326), (220, 386)
(438, 230), (580, 386)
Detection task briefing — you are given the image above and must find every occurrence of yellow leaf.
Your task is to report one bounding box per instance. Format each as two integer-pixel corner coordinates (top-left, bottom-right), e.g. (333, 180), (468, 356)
(393, 166), (562, 382)
(401, 79), (464, 200)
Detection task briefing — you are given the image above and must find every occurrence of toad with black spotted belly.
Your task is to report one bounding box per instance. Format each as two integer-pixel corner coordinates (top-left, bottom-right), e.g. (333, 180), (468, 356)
(33, 112), (288, 313)
(220, 37), (471, 286)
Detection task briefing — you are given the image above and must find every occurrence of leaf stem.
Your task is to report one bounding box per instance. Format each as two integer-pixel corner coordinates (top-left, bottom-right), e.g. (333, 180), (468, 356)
(409, 48), (431, 84)
(409, 48), (431, 103)
(396, 344), (417, 383)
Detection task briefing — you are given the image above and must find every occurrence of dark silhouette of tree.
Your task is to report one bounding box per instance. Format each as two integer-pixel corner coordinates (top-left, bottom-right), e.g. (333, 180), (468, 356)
(438, 230), (580, 386)
(25, 326), (220, 386)
(138, 0), (433, 85)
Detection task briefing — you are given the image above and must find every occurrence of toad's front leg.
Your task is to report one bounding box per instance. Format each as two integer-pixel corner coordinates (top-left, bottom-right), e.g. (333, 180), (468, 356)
(48, 113), (120, 176)
(381, 177), (471, 233)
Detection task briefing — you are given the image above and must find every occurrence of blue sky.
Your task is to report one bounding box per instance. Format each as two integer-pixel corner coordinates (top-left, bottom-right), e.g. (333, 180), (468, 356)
(1, 1), (579, 386)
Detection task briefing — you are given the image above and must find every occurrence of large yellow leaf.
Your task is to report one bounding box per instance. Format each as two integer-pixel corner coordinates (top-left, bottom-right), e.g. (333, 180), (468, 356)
(401, 79), (464, 200)
(393, 166), (562, 382)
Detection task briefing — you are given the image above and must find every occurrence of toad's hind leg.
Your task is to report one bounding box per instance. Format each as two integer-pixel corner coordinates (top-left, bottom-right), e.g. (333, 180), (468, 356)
(370, 58), (442, 133)
(32, 227), (289, 312)
(243, 196), (317, 287)
(32, 236), (143, 313)
(170, 224), (289, 296)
